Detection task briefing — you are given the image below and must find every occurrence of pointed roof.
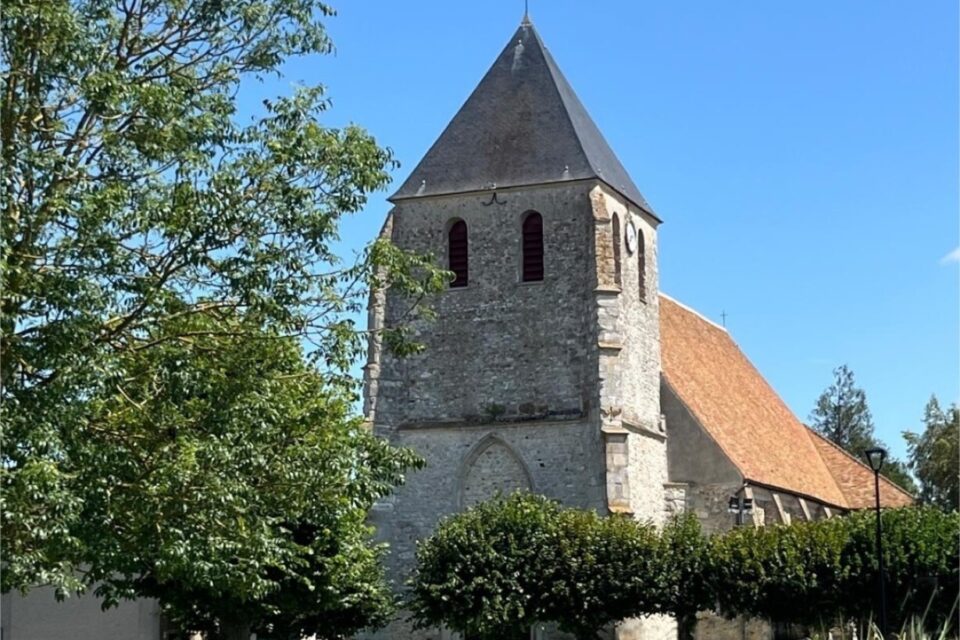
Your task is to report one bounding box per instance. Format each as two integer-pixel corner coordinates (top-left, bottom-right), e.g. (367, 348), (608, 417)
(390, 21), (657, 219)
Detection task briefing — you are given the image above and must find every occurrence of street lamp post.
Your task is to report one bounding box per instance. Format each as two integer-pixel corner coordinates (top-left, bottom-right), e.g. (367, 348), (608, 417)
(864, 447), (888, 638)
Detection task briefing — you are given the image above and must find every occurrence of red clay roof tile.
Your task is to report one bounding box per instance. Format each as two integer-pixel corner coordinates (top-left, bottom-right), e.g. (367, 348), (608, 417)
(659, 294), (913, 510)
(806, 428), (914, 508)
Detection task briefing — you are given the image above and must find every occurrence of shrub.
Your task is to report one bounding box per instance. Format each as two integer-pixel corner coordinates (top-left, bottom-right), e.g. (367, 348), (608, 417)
(409, 497), (959, 638)
(408, 493), (665, 640)
(658, 514), (713, 639)
(544, 509), (662, 639)
(838, 507), (959, 633)
(408, 493), (561, 640)
(709, 517), (849, 627)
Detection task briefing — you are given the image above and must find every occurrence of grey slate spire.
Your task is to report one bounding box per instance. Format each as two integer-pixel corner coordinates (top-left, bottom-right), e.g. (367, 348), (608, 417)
(389, 20), (658, 219)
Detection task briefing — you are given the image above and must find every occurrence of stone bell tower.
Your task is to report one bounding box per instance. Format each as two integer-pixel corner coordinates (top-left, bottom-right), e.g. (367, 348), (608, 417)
(364, 17), (670, 639)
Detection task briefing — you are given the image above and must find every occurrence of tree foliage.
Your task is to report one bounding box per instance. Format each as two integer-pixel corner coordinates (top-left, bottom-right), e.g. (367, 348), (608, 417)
(709, 507), (958, 634)
(838, 507), (959, 633)
(904, 396), (959, 511)
(810, 365), (917, 494)
(545, 508), (662, 639)
(658, 514), (713, 640)
(412, 497), (959, 639)
(710, 516), (849, 627)
(1, 0), (445, 636)
(409, 493), (563, 640)
(409, 493), (666, 640)
(810, 365), (875, 452)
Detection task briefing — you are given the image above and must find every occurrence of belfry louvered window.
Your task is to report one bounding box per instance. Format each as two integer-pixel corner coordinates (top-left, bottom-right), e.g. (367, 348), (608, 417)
(611, 213), (622, 287)
(448, 219), (468, 287)
(522, 211), (544, 282)
(638, 228), (647, 302)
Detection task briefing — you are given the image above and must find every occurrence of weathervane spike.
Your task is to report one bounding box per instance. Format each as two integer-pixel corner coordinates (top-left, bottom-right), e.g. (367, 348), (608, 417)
(522, 0), (531, 24)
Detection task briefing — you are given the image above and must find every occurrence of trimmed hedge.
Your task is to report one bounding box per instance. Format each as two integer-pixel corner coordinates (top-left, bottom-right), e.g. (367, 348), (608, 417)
(409, 494), (959, 638)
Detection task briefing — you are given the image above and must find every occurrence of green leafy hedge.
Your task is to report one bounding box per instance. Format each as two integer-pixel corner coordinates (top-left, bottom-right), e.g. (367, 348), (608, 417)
(409, 494), (958, 639)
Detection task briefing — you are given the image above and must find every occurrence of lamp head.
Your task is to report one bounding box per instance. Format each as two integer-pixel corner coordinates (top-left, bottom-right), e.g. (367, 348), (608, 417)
(863, 447), (887, 472)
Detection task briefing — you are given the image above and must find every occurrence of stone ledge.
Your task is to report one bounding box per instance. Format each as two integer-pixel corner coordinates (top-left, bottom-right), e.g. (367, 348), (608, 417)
(598, 341), (623, 352)
(397, 414), (587, 431)
(594, 284), (622, 295)
(621, 418), (667, 442)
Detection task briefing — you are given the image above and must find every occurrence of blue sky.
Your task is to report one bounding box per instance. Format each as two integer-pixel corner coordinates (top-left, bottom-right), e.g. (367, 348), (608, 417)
(243, 2), (958, 461)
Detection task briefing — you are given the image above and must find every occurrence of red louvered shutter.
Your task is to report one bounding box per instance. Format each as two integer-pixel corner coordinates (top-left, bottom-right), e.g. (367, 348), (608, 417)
(638, 229), (646, 302)
(522, 212), (543, 282)
(448, 220), (468, 287)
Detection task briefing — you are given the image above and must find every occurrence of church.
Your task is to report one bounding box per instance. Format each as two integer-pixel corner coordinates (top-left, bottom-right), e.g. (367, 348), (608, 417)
(361, 16), (912, 640)
(1, 16), (913, 640)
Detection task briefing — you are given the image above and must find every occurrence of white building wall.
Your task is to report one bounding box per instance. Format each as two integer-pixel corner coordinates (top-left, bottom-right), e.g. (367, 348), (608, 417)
(1, 588), (161, 640)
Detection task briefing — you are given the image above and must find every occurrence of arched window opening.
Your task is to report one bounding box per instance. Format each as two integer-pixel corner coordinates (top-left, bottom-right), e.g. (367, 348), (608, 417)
(638, 228), (647, 302)
(611, 214), (622, 287)
(460, 436), (532, 509)
(522, 211), (544, 282)
(448, 219), (468, 288)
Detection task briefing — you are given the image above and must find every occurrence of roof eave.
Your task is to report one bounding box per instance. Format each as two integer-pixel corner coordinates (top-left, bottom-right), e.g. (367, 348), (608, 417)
(389, 178), (662, 221)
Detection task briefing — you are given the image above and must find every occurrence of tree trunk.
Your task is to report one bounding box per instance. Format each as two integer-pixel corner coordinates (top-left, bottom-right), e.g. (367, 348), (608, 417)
(221, 621), (251, 640)
(678, 612), (697, 640)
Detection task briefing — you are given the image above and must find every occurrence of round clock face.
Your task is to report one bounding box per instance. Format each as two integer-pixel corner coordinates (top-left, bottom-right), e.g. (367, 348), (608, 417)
(625, 221), (638, 255)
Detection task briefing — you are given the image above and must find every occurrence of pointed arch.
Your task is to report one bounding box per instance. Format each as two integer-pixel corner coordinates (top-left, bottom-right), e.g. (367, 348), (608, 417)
(611, 213), (622, 287)
(521, 211), (544, 282)
(637, 226), (647, 302)
(457, 434), (534, 509)
(447, 218), (468, 287)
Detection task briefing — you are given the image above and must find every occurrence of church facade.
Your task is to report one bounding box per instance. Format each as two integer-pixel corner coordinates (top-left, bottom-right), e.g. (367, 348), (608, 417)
(361, 18), (912, 640)
(1, 17), (913, 640)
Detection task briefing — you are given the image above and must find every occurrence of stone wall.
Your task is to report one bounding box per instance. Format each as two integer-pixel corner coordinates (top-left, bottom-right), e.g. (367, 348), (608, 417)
(369, 183), (597, 432)
(694, 614), (772, 640)
(461, 436), (533, 508)
(589, 186), (666, 525)
(590, 186), (672, 639)
(663, 482), (688, 519)
(367, 420), (605, 639)
(1, 589), (161, 640)
(364, 180), (671, 640)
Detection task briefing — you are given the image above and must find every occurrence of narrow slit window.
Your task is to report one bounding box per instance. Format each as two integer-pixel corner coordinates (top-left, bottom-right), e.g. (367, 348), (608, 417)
(638, 228), (647, 302)
(522, 211), (544, 282)
(611, 214), (622, 287)
(448, 219), (468, 287)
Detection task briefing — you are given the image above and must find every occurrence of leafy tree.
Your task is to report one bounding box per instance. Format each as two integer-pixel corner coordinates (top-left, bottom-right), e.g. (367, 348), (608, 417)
(709, 518), (848, 629)
(658, 514), (713, 640)
(811, 365), (879, 452)
(1, 0), (445, 636)
(904, 396), (959, 511)
(409, 493), (666, 640)
(838, 507), (959, 634)
(64, 317), (421, 639)
(412, 496), (959, 639)
(409, 493), (562, 640)
(708, 508), (958, 635)
(810, 366), (916, 494)
(545, 509), (662, 639)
